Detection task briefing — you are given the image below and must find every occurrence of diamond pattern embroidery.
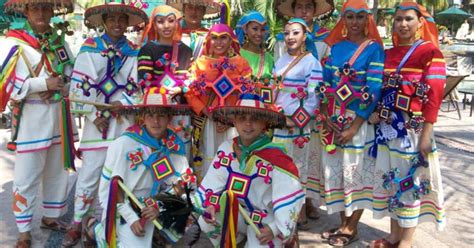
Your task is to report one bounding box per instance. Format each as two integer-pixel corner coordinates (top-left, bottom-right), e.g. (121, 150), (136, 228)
(259, 87), (273, 104)
(335, 84), (354, 103)
(395, 94), (411, 112)
(291, 107), (311, 129)
(227, 173), (251, 198)
(213, 74), (234, 99)
(151, 156), (175, 182)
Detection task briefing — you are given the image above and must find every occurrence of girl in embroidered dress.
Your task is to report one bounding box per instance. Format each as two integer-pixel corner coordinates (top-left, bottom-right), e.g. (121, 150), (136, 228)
(272, 18), (322, 229)
(198, 94), (303, 247)
(318, 0), (384, 245)
(235, 11), (274, 85)
(369, 2), (446, 247)
(138, 5), (194, 160)
(185, 24), (252, 181)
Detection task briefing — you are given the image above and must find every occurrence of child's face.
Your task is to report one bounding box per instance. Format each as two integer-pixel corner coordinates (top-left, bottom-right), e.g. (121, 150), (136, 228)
(233, 114), (267, 143)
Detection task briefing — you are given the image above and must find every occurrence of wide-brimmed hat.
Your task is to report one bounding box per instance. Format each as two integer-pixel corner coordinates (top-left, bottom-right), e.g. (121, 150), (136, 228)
(84, 1), (148, 29)
(5, 0), (74, 16)
(119, 87), (191, 116)
(212, 94), (286, 129)
(167, 0), (220, 16)
(278, 0), (334, 19)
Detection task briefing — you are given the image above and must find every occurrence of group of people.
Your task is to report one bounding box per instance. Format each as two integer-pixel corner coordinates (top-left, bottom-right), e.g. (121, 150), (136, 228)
(0, 0), (447, 247)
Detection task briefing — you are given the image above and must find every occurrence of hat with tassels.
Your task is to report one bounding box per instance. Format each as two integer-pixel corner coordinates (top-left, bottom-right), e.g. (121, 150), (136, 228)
(4, 0), (74, 16)
(119, 86), (191, 116)
(84, 0), (148, 29)
(211, 93), (286, 128)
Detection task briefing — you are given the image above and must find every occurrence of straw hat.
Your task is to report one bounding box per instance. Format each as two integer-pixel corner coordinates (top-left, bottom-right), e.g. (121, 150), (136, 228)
(84, 1), (148, 29)
(167, 0), (220, 16)
(5, 0), (74, 15)
(118, 87), (191, 116)
(212, 94), (286, 128)
(277, 0), (334, 19)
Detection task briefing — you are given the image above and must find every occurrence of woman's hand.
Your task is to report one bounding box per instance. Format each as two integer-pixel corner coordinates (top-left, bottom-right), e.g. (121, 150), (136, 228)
(419, 122), (434, 159)
(285, 117), (296, 128)
(336, 116), (364, 144)
(368, 112), (381, 125)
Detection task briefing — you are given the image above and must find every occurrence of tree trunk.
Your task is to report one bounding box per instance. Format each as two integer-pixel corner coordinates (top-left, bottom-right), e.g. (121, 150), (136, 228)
(373, 0), (379, 23)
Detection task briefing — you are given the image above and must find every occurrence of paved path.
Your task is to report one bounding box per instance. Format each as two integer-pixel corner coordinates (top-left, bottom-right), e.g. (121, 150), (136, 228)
(1, 103), (473, 247)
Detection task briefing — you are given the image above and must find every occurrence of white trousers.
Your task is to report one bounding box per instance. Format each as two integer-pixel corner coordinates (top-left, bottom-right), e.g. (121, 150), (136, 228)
(13, 144), (68, 232)
(72, 149), (106, 223)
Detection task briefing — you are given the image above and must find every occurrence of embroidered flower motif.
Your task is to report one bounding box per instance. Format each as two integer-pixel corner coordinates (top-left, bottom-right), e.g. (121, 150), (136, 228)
(213, 151), (235, 169)
(162, 134), (180, 152)
(180, 168), (197, 186)
(204, 189), (220, 211)
(293, 136), (310, 148)
(290, 87), (307, 100)
(127, 149), (144, 171)
(256, 160), (273, 184)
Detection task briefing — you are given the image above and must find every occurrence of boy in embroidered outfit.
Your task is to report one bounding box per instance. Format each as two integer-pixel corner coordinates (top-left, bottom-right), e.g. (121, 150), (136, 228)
(197, 94), (304, 247)
(64, 2), (148, 246)
(84, 87), (193, 247)
(0, 0), (76, 246)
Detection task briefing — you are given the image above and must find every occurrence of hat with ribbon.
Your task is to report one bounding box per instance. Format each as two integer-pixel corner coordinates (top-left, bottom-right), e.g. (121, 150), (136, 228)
(211, 93), (286, 128)
(119, 86), (191, 116)
(84, 1), (148, 29)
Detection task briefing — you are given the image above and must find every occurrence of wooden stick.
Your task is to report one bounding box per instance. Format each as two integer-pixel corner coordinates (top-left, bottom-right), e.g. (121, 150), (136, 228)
(69, 98), (113, 108)
(117, 180), (163, 230)
(238, 204), (261, 236)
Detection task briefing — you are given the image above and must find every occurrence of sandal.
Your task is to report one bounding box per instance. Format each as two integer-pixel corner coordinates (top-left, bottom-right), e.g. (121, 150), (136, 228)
(40, 218), (68, 233)
(82, 216), (98, 248)
(328, 233), (359, 247)
(369, 238), (400, 248)
(306, 205), (321, 220)
(15, 238), (31, 248)
(61, 229), (81, 247)
(297, 220), (311, 231)
(321, 228), (342, 240)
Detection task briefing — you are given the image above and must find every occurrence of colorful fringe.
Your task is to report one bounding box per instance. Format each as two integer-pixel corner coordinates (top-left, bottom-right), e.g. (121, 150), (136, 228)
(59, 98), (77, 171)
(0, 45), (21, 111)
(219, 190), (238, 248)
(106, 176), (121, 248)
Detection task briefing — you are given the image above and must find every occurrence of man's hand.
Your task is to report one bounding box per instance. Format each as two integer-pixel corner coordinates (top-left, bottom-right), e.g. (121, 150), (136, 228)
(130, 221), (145, 237)
(337, 127), (357, 144)
(216, 122), (230, 133)
(93, 117), (109, 133)
(203, 205), (217, 225)
(109, 101), (123, 112)
(39, 90), (55, 101)
(256, 225), (274, 245)
(285, 117), (295, 128)
(46, 77), (63, 91)
(141, 206), (159, 222)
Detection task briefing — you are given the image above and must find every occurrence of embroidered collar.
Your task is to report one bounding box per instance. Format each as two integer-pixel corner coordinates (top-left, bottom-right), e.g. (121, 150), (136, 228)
(124, 125), (185, 156)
